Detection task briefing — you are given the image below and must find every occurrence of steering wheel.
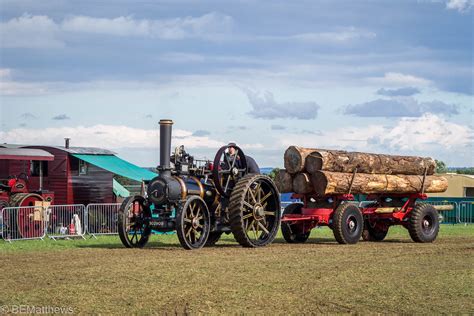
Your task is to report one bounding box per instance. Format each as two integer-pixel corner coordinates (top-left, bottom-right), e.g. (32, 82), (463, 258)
(212, 145), (248, 198)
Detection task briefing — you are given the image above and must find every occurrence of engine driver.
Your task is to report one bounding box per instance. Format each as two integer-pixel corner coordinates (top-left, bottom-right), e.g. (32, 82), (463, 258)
(227, 142), (261, 174)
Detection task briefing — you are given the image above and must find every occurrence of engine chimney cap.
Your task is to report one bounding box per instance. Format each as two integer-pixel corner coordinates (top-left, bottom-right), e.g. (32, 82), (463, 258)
(159, 119), (174, 125)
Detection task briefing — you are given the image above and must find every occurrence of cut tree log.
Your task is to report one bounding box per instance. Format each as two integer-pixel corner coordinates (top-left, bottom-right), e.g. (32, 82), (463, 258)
(304, 149), (436, 175)
(284, 146), (318, 174)
(310, 171), (448, 196)
(293, 173), (313, 194)
(275, 169), (294, 193)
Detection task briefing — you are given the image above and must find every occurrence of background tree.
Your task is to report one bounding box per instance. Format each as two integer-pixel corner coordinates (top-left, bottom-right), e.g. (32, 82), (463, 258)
(435, 160), (448, 174)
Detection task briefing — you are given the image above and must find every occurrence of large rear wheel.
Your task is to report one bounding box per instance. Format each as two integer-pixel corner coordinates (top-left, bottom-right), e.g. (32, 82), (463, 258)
(118, 196), (152, 248)
(229, 174), (281, 248)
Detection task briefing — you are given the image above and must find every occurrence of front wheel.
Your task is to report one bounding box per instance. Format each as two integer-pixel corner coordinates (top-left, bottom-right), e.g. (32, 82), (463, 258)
(176, 196), (211, 250)
(408, 203), (439, 243)
(332, 203), (363, 245)
(118, 196), (152, 248)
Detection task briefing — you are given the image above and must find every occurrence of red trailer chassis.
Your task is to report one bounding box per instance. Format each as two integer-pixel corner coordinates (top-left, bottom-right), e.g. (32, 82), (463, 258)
(281, 192), (440, 244)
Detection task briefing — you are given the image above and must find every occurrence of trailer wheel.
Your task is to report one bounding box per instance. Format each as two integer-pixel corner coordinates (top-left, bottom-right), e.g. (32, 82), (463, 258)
(118, 196), (152, 248)
(205, 231), (223, 247)
(333, 203), (363, 244)
(281, 203), (311, 243)
(229, 174), (281, 248)
(362, 221), (389, 242)
(408, 203), (439, 243)
(176, 196), (211, 250)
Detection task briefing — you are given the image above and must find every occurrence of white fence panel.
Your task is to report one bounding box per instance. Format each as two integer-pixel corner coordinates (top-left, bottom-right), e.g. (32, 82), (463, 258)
(86, 203), (121, 237)
(1, 206), (46, 242)
(46, 205), (86, 240)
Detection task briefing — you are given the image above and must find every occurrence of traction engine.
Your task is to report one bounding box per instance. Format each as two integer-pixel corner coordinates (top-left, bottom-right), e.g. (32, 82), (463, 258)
(0, 173), (54, 239)
(118, 120), (281, 250)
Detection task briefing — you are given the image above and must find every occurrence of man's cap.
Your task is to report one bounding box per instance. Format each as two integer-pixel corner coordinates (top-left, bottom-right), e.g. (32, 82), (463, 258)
(228, 142), (237, 147)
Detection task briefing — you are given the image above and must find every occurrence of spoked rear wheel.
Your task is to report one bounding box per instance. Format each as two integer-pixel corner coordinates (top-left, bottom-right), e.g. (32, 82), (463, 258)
(229, 174), (281, 248)
(118, 196), (152, 248)
(176, 196), (211, 250)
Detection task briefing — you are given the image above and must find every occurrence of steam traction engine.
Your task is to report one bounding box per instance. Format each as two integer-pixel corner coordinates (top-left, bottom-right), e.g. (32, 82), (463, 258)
(118, 120), (281, 250)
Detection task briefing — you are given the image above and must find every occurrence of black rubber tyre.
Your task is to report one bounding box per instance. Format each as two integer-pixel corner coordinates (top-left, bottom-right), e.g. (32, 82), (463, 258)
(332, 203), (363, 244)
(229, 174), (281, 248)
(118, 196), (152, 248)
(362, 221), (389, 242)
(205, 231), (223, 247)
(408, 203), (440, 243)
(281, 203), (310, 243)
(176, 196), (211, 250)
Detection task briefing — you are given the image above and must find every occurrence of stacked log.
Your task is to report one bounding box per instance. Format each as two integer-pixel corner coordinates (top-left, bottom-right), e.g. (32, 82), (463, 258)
(277, 146), (448, 196)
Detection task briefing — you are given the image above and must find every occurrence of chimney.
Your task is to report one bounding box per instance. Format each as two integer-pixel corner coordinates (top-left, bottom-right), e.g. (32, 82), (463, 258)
(65, 138), (70, 149)
(159, 119), (173, 176)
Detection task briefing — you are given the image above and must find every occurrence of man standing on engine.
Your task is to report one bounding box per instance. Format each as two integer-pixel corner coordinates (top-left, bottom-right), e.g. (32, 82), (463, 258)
(227, 142), (261, 174)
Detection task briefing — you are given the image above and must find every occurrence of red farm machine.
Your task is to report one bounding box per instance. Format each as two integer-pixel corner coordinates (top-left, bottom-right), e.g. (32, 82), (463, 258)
(0, 148), (55, 239)
(281, 192), (441, 245)
(279, 147), (448, 245)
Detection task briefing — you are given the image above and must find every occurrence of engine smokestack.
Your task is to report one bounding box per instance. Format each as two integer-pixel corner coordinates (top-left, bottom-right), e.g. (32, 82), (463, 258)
(159, 119), (173, 176)
(65, 138), (70, 149)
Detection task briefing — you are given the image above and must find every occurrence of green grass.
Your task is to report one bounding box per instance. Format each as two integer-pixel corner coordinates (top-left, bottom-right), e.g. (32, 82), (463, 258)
(0, 225), (473, 314)
(0, 224), (471, 253)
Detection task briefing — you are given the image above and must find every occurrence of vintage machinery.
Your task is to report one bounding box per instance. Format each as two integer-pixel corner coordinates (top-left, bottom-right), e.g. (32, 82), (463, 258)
(118, 119), (281, 250)
(0, 149), (55, 239)
(281, 192), (442, 245)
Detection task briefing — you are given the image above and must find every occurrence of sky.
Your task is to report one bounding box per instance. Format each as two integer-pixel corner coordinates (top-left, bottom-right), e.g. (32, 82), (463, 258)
(0, 0), (473, 168)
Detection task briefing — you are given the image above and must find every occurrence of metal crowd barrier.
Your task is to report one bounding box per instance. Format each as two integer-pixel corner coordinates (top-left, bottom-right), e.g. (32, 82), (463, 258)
(458, 202), (474, 224)
(1, 206), (47, 242)
(424, 201), (459, 224)
(45, 205), (87, 240)
(86, 203), (121, 238)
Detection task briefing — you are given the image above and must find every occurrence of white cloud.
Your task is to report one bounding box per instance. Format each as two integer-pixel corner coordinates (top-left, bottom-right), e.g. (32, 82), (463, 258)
(290, 27), (376, 43)
(0, 125), (240, 150)
(280, 114), (472, 153)
(0, 14), (63, 48)
(445, 0), (473, 12)
(0, 12), (233, 49)
(368, 72), (432, 87)
(0, 69), (49, 95)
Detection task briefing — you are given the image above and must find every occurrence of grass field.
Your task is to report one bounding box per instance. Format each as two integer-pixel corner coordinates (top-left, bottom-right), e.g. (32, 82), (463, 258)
(1, 225), (473, 314)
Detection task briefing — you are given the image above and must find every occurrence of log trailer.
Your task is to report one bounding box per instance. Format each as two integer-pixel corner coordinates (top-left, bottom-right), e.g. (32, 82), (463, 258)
(0, 148), (55, 238)
(280, 147), (449, 245)
(117, 120), (281, 250)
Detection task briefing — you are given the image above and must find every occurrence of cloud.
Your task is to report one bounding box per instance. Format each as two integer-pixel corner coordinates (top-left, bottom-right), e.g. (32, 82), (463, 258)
(376, 87), (421, 97)
(280, 114), (472, 152)
(270, 125), (286, 130)
(52, 114), (71, 120)
(368, 72), (431, 87)
(289, 27), (376, 43)
(246, 90), (320, 120)
(0, 68), (49, 95)
(0, 12), (233, 49)
(20, 113), (37, 120)
(0, 14), (63, 49)
(192, 130), (211, 137)
(343, 98), (459, 117)
(60, 12), (233, 40)
(0, 125), (246, 150)
(445, 0), (473, 12)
